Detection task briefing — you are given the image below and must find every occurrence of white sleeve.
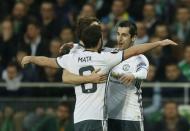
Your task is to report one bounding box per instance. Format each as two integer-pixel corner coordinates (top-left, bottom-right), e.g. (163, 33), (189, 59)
(132, 68), (148, 79)
(132, 55), (149, 79)
(56, 55), (70, 69)
(105, 51), (124, 67)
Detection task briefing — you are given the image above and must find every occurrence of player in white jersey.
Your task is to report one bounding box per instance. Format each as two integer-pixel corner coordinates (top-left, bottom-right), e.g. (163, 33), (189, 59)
(21, 23), (177, 131)
(107, 21), (149, 131)
(55, 25), (176, 131)
(62, 21), (149, 131)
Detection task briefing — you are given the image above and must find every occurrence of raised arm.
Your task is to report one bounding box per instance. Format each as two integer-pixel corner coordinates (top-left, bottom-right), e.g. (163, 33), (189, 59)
(63, 69), (107, 85)
(123, 39), (177, 60)
(21, 56), (59, 68)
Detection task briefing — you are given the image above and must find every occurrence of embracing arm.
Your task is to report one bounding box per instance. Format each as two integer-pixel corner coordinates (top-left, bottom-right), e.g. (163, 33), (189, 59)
(123, 39), (177, 60)
(21, 56), (59, 68)
(62, 69), (107, 85)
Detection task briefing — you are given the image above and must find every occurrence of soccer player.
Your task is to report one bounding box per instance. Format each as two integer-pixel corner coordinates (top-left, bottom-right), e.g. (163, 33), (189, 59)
(107, 21), (148, 131)
(62, 21), (148, 131)
(21, 25), (177, 131)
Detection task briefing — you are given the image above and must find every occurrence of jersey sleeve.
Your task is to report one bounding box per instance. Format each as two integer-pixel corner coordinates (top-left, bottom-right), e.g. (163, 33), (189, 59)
(132, 55), (149, 79)
(136, 55), (149, 71)
(105, 50), (124, 67)
(56, 55), (70, 69)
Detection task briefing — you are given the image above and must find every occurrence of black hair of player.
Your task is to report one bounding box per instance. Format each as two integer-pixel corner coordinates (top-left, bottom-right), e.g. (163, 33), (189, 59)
(81, 25), (102, 49)
(76, 17), (100, 39)
(118, 20), (137, 38)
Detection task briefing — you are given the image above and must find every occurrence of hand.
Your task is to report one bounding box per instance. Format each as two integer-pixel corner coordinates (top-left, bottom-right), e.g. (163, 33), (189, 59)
(59, 42), (74, 56)
(119, 73), (135, 86)
(159, 39), (178, 46)
(88, 69), (108, 84)
(21, 56), (32, 68)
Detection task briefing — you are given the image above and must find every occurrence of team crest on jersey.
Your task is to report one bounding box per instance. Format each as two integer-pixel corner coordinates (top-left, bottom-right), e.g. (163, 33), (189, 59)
(122, 64), (130, 71)
(110, 48), (120, 54)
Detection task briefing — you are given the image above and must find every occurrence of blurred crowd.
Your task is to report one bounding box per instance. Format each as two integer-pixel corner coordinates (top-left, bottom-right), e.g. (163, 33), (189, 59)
(0, 102), (74, 131)
(0, 0), (190, 130)
(0, 0), (190, 89)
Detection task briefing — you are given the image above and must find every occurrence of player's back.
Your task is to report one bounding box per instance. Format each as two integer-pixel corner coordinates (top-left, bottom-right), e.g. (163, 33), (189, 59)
(57, 50), (123, 123)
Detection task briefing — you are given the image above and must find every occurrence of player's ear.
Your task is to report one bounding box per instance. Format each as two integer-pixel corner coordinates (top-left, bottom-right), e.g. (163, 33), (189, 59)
(132, 35), (137, 42)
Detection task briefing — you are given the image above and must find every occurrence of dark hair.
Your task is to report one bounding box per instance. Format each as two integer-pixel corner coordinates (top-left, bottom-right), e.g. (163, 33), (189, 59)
(164, 100), (178, 108)
(27, 18), (41, 29)
(118, 20), (137, 37)
(77, 17), (100, 39)
(7, 61), (20, 71)
(83, 3), (96, 12)
(81, 25), (102, 48)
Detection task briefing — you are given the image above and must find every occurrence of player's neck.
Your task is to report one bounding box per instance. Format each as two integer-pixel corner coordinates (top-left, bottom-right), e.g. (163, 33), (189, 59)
(85, 47), (99, 52)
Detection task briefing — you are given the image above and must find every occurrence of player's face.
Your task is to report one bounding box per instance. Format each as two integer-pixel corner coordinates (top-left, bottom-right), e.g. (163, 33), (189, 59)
(116, 27), (133, 50)
(164, 103), (178, 119)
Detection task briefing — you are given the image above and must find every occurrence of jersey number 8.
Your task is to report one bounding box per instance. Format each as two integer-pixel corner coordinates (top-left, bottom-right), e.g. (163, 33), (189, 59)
(79, 66), (97, 93)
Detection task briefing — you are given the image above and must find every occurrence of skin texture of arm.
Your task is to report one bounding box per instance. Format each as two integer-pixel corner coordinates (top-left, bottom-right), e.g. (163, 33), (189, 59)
(63, 69), (107, 85)
(21, 56), (59, 68)
(123, 39), (177, 60)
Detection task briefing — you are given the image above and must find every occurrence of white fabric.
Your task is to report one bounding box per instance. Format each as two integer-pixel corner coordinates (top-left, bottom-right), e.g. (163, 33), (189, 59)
(57, 50), (123, 123)
(107, 54), (149, 121)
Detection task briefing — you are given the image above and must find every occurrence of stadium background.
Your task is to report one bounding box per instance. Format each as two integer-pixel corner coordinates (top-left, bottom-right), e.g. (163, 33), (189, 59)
(0, 0), (190, 130)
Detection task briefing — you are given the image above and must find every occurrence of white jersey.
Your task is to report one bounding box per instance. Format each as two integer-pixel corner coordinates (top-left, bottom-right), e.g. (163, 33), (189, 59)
(56, 50), (124, 123)
(70, 43), (117, 53)
(107, 54), (149, 121)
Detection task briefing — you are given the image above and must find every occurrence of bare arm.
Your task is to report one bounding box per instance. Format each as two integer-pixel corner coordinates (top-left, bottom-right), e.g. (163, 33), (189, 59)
(123, 39), (177, 60)
(21, 56), (59, 68)
(63, 69), (107, 85)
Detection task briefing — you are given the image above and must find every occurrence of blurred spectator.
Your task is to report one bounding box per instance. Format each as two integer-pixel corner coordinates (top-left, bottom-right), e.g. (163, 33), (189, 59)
(154, 100), (190, 131)
(171, 5), (190, 44)
(101, 0), (131, 40)
(100, 23), (114, 47)
(0, 19), (18, 69)
(40, 2), (60, 39)
(59, 27), (74, 44)
(151, 0), (176, 24)
(164, 61), (187, 82)
(21, 0), (39, 17)
(13, 111), (26, 131)
(0, 0), (15, 21)
(135, 21), (149, 44)
(155, 24), (170, 39)
(41, 67), (61, 82)
(46, 107), (55, 116)
(0, 106), (14, 131)
(16, 49), (40, 82)
(78, 3), (96, 18)
(56, 102), (74, 131)
(142, 3), (160, 36)
(162, 61), (187, 97)
(144, 63), (161, 116)
(20, 20), (49, 56)
(55, 0), (75, 26)
(11, 2), (27, 35)
(1, 62), (23, 96)
(23, 106), (58, 131)
(147, 36), (170, 80)
(49, 38), (62, 58)
(178, 44), (190, 81)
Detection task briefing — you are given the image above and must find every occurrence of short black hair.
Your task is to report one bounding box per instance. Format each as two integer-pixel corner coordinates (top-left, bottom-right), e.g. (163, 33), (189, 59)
(77, 17), (100, 39)
(118, 20), (137, 37)
(81, 25), (102, 48)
